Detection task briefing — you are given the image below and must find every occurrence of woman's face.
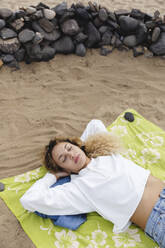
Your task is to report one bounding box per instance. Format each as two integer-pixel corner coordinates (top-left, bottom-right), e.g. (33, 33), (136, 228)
(52, 142), (90, 173)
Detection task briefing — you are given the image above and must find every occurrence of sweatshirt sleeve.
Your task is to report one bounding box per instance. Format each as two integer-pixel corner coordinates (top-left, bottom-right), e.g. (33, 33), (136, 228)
(20, 172), (93, 215)
(80, 119), (108, 142)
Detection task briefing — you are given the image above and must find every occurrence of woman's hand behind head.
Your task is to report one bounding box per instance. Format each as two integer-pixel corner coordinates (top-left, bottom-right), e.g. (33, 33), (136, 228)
(50, 170), (71, 180)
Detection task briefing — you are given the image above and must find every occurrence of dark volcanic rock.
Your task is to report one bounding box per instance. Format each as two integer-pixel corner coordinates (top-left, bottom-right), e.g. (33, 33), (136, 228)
(50, 18), (58, 27)
(124, 112), (134, 122)
(43, 9), (56, 20)
(145, 21), (156, 29)
(59, 11), (75, 24)
(14, 48), (25, 61)
(2, 54), (15, 63)
(107, 20), (119, 30)
(160, 24), (165, 32)
(114, 9), (130, 17)
(40, 40), (50, 47)
(154, 10), (160, 20)
(99, 8), (108, 22)
(0, 28), (17, 40)
(53, 2), (67, 16)
(33, 32), (44, 44)
(7, 12), (17, 23)
(38, 18), (54, 33)
(75, 43), (86, 56)
(123, 35), (137, 47)
(115, 37), (122, 48)
(119, 16), (139, 35)
(52, 36), (75, 54)
(86, 21), (101, 48)
(0, 8), (13, 19)
(91, 12), (98, 18)
(18, 29), (35, 43)
(88, 1), (98, 12)
(136, 23), (147, 45)
(0, 3), (165, 67)
(108, 12), (117, 22)
(130, 9), (145, 20)
(74, 2), (85, 8)
(32, 21), (61, 41)
(26, 43), (42, 61)
(33, 10), (43, 20)
(150, 32), (165, 55)
(0, 37), (20, 54)
(75, 8), (90, 21)
(99, 26), (108, 34)
(41, 46), (56, 61)
(93, 17), (103, 28)
(100, 47), (113, 56)
(6, 59), (19, 69)
(15, 9), (26, 19)
(0, 19), (6, 30)
(74, 32), (88, 43)
(24, 16), (31, 22)
(152, 27), (161, 42)
(61, 19), (80, 36)
(26, 6), (36, 15)
(110, 34), (122, 48)
(101, 30), (112, 45)
(0, 182), (5, 192)
(144, 13), (153, 22)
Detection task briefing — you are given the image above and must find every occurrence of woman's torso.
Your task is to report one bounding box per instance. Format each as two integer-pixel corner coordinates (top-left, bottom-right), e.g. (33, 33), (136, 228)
(77, 154), (151, 233)
(130, 174), (165, 230)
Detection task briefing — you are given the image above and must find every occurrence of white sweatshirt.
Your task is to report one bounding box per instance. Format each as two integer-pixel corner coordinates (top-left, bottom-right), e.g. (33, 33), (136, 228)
(20, 120), (150, 233)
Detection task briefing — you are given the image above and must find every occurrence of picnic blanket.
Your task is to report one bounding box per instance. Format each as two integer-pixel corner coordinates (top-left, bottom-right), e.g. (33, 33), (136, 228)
(1, 108), (165, 248)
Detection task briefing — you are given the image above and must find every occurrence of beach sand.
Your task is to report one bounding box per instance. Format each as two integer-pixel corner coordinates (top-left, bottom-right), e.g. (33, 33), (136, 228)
(0, 0), (165, 247)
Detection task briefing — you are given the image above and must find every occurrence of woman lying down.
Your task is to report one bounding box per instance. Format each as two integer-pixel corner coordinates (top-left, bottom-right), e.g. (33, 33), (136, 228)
(20, 120), (165, 248)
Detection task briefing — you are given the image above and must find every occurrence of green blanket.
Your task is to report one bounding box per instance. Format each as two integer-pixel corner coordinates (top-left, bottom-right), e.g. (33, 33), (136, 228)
(1, 109), (164, 248)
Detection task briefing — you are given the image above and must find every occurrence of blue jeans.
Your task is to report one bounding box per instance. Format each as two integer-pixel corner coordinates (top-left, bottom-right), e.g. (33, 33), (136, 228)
(145, 188), (165, 248)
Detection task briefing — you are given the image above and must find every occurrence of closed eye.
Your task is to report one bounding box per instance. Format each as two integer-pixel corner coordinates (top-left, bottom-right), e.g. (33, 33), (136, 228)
(66, 145), (72, 151)
(63, 155), (67, 163)
(68, 146), (72, 151)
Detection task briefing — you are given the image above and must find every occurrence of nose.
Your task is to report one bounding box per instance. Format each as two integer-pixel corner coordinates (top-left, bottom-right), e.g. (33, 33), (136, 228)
(66, 150), (74, 160)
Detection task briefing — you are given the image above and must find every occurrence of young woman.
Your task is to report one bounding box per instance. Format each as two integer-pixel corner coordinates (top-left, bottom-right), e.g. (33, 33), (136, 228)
(20, 120), (165, 248)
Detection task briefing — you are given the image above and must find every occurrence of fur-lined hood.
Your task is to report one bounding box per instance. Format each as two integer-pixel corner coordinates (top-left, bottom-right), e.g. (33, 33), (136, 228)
(84, 132), (123, 158)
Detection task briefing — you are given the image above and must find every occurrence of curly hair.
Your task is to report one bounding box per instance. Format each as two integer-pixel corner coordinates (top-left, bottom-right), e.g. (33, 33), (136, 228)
(44, 132), (123, 173)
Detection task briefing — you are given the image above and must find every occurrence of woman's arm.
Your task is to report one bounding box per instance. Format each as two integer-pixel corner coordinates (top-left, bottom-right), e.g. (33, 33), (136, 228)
(20, 172), (93, 215)
(20, 120), (107, 215)
(80, 120), (108, 142)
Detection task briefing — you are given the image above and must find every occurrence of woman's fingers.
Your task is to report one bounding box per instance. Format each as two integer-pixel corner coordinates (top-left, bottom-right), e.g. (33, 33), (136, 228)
(51, 170), (70, 180)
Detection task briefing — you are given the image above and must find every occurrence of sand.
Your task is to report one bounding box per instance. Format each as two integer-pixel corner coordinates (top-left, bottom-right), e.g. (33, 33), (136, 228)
(0, 0), (165, 247)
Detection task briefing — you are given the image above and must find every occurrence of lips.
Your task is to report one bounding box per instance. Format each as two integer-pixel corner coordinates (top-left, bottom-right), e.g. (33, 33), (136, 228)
(75, 155), (79, 163)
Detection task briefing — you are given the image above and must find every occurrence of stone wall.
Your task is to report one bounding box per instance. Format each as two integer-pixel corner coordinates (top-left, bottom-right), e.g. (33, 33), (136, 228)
(0, 2), (164, 68)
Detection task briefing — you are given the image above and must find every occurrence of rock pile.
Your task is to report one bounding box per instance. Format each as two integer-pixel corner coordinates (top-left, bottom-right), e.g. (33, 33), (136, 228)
(0, 2), (165, 68)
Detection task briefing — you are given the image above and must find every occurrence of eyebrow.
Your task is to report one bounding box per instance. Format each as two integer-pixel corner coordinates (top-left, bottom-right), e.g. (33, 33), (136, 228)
(58, 143), (67, 161)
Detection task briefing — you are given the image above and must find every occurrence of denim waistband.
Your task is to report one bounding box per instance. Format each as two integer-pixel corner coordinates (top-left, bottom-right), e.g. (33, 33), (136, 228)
(145, 187), (165, 237)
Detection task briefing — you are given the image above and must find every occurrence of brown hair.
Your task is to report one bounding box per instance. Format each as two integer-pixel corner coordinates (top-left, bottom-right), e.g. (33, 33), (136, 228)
(44, 132), (122, 173)
(44, 136), (86, 173)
